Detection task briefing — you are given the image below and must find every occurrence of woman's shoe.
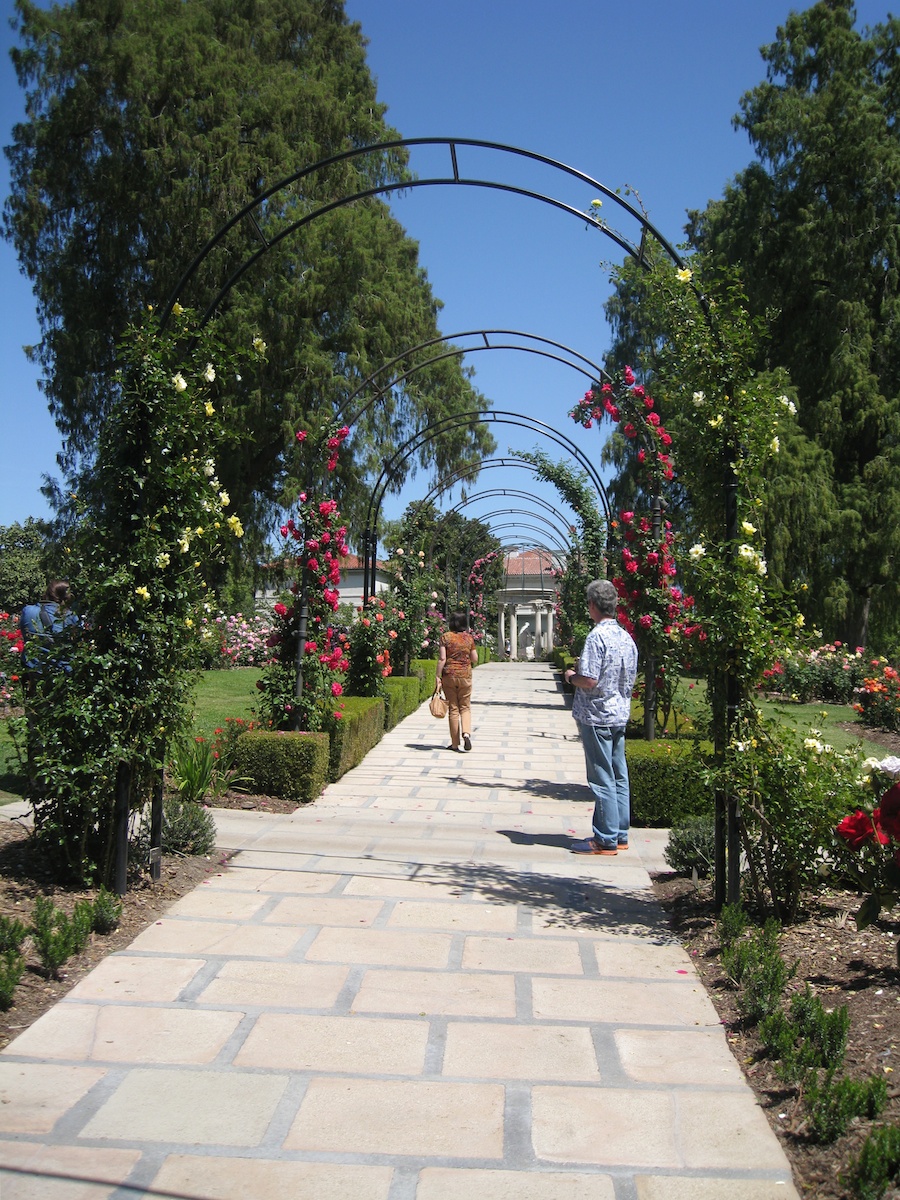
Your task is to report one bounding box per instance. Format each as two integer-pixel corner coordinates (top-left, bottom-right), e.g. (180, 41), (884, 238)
(463, 734), (472, 751)
(446, 745), (461, 752)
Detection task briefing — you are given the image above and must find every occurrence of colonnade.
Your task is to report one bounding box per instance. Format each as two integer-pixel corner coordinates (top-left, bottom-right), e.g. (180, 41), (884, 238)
(497, 601), (555, 660)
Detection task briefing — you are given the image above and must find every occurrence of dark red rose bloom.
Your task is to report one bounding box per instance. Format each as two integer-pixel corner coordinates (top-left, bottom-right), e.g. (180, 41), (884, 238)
(878, 783), (900, 841)
(836, 810), (878, 850)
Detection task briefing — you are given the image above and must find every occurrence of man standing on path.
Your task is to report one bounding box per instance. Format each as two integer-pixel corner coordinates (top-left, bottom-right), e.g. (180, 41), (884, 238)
(564, 579), (638, 856)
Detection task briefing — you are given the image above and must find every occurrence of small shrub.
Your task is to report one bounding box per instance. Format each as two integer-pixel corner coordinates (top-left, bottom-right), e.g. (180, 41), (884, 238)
(91, 886), (123, 934)
(846, 1123), (900, 1200)
(806, 1070), (888, 1144)
(70, 899), (93, 953)
(0, 950), (25, 1009)
(160, 798), (217, 856)
(169, 737), (249, 804)
(30, 895), (85, 978)
(664, 815), (716, 878)
(234, 730), (329, 803)
(383, 676), (420, 730)
(625, 740), (713, 827)
(760, 986), (850, 1082)
(0, 914), (29, 954)
(721, 918), (795, 1025)
(328, 696), (384, 781)
(717, 902), (748, 949)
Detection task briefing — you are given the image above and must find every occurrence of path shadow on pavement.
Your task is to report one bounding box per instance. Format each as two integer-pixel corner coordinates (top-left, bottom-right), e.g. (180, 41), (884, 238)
(418, 859), (675, 938)
(451, 776), (589, 802)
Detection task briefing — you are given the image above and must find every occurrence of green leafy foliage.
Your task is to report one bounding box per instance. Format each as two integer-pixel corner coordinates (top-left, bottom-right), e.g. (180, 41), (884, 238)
(846, 1124), (900, 1200)
(4, 0), (493, 546)
(664, 815), (716, 878)
(806, 1071), (888, 1144)
(157, 799), (217, 858)
(625, 740), (712, 827)
(30, 895), (91, 978)
(0, 520), (50, 613)
(721, 918), (795, 1025)
(687, 1), (900, 649)
(233, 730), (329, 804)
(716, 902), (748, 949)
(759, 986), (850, 1082)
(0, 914), (29, 954)
(9, 311), (255, 884)
(168, 736), (249, 805)
(90, 887), (123, 935)
(0, 951), (25, 1010)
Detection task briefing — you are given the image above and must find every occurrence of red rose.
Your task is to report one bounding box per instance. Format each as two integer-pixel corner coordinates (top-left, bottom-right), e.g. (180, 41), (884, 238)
(836, 810), (878, 850)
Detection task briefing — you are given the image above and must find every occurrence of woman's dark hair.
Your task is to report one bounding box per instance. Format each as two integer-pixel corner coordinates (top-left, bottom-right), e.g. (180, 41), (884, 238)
(43, 580), (72, 606)
(448, 611), (469, 633)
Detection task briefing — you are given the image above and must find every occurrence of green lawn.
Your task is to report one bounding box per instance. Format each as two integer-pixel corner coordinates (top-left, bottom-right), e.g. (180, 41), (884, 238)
(675, 676), (887, 758)
(0, 668), (263, 802)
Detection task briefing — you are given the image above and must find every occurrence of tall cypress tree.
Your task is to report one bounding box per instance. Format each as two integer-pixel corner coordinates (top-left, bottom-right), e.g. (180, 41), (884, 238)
(688, 0), (900, 647)
(4, 0), (493, 556)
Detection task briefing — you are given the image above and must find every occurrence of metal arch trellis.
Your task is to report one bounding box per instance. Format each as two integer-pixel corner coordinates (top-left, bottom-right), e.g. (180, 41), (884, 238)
(153, 135), (737, 909)
(362, 411), (611, 601)
(333, 329), (613, 435)
(158, 138), (688, 330)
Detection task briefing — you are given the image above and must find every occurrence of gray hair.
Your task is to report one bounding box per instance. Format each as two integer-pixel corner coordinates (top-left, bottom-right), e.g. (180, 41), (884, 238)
(586, 578), (618, 617)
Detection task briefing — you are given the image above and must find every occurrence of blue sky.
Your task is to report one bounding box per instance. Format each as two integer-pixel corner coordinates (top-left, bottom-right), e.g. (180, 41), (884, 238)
(0, 0), (889, 551)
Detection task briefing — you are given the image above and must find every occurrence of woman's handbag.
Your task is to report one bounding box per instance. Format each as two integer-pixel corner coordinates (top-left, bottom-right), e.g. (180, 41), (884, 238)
(429, 683), (448, 719)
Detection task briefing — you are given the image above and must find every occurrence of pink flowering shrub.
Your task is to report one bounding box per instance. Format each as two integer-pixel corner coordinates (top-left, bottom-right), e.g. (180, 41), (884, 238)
(199, 611), (274, 669)
(761, 642), (870, 705)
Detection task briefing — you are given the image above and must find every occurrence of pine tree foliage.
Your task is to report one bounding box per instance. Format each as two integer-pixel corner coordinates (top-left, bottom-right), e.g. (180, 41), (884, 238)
(687, 0), (900, 647)
(4, 0), (493, 546)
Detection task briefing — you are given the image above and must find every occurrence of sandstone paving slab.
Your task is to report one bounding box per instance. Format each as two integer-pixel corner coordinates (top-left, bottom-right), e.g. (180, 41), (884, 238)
(284, 1077), (505, 1158)
(616, 1028), (747, 1086)
(201, 867), (340, 894)
(532, 977), (721, 1027)
(195, 959), (349, 1008)
(5, 1003), (243, 1065)
(164, 888), (272, 920)
(343, 874), (471, 899)
(150, 1155), (394, 1200)
(590, 936), (702, 979)
(0, 1063), (107, 1134)
(234, 1012), (429, 1073)
(442, 1022), (600, 1081)
(305, 926), (452, 968)
(416, 1167), (616, 1200)
(79, 1067), (288, 1144)
(127, 919), (302, 958)
(677, 1090), (797, 1171)
(262, 894), (384, 927)
(351, 968), (517, 1017)
(461, 934), (584, 975)
(385, 899), (518, 932)
(532, 1085), (681, 1167)
(0, 1141), (141, 1200)
(65, 955), (206, 1002)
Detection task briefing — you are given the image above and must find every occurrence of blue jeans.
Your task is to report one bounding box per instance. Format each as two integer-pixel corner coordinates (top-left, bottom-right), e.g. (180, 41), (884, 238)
(578, 723), (630, 849)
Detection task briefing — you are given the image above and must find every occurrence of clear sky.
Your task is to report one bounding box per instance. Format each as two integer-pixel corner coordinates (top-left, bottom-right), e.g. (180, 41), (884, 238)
(0, 0), (890, 552)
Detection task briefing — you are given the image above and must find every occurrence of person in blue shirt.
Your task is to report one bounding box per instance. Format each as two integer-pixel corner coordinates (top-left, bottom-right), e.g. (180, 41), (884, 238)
(20, 580), (80, 677)
(565, 579), (638, 855)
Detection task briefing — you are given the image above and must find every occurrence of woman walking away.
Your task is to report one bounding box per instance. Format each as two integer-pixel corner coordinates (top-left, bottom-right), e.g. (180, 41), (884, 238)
(437, 611), (478, 752)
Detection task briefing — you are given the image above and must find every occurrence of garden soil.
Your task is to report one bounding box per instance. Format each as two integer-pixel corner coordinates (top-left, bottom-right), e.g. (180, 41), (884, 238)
(0, 780), (899, 1197)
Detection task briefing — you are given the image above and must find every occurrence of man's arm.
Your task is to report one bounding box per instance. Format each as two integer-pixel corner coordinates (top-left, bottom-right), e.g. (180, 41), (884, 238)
(564, 667), (598, 689)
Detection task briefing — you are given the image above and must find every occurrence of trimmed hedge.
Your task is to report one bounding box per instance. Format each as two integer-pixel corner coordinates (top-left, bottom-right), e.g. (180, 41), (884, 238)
(626, 738), (713, 827)
(384, 676), (421, 730)
(408, 659), (437, 701)
(328, 696), (385, 781)
(234, 730), (329, 803)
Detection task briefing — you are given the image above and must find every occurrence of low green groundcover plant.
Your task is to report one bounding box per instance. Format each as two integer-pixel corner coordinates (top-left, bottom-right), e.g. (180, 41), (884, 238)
(846, 1124), (900, 1200)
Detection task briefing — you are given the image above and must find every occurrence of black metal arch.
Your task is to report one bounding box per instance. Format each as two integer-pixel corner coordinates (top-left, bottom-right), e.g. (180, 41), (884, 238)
(452, 508), (574, 554)
(336, 329), (611, 434)
(160, 137), (685, 328)
(363, 411), (610, 599)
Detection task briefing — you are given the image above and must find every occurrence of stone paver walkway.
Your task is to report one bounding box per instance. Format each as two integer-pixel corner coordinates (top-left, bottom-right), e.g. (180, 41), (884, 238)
(0, 661), (798, 1199)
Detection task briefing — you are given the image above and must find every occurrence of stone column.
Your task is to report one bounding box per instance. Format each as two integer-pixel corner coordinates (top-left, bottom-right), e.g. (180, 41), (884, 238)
(547, 606), (555, 649)
(511, 606), (520, 660)
(498, 604), (507, 657)
(534, 605), (543, 657)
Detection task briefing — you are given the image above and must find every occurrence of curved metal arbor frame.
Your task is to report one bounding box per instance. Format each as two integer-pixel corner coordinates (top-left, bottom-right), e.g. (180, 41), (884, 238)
(160, 138), (685, 328)
(158, 136), (737, 910)
(363, 411), (610, 600)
